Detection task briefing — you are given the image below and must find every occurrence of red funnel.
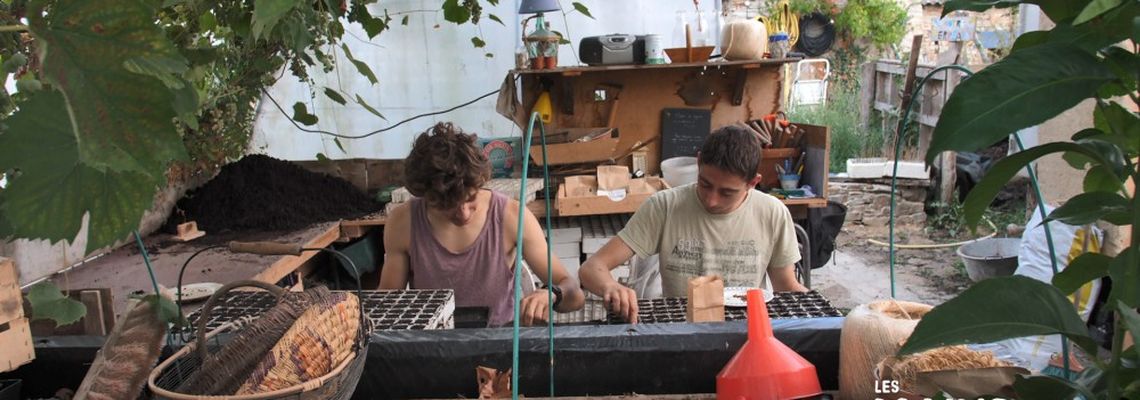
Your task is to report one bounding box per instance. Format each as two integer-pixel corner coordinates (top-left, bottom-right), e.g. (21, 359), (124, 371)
(717, 289), (822, 400)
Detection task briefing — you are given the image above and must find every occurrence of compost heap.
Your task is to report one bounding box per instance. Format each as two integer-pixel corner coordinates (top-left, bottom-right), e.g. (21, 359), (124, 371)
(168, 154), (380, 232)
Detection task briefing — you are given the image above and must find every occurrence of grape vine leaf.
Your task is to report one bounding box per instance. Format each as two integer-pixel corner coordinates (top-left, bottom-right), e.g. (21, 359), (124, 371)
(28, 0), (188, 176)
(0, 89), (165, 253)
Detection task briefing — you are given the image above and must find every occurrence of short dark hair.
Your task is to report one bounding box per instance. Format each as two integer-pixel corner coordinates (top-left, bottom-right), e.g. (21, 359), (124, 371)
(404, 122), (490, 210)
(698, 125), (763, 182)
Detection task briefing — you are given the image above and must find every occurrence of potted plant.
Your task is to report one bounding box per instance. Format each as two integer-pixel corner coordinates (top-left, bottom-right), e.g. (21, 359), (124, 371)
(897, 0), (1139, 398)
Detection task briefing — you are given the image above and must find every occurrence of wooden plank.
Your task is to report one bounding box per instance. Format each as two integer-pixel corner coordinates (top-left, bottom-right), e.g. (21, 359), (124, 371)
(341, 215), (387, 228)
(514, 58), (800, 75)
(0, 318), (34, 373)
(782, 198), (829, 207)
(80, 290), (107, 336)
(0, 258), (20, 324)
(251, 223), (342, 285)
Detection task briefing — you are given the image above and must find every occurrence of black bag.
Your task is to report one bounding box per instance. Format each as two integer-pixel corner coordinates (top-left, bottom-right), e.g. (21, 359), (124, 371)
(807, 201), (846, 269)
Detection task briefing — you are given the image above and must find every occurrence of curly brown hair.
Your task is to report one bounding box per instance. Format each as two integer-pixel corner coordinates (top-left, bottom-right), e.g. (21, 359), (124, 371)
(404, 122), (490, 210)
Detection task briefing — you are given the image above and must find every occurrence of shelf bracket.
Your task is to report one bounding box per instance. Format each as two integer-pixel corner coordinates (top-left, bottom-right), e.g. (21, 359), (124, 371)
(732, 69), (749, 106)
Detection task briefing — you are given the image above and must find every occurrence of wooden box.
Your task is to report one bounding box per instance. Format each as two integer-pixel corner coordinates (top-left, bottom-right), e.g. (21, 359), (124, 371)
(555, 175), (669, 216)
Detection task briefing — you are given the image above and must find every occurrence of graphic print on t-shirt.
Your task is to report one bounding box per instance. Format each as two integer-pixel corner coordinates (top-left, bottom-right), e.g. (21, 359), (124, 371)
(666, 238), (761, 287)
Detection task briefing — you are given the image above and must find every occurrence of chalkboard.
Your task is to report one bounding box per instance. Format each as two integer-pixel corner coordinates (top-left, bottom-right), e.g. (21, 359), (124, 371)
(660, 108), (711, 160)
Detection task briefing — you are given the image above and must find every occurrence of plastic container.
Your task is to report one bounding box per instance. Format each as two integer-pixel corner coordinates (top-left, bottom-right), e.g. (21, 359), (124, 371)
(769, 32), (790, 59)
(717, 289), (822, 399)
(645, 34), (666, 64)
(779, 174), (800, 190)
(660, 157), (698, 188)
(958, 238), (1021, 282)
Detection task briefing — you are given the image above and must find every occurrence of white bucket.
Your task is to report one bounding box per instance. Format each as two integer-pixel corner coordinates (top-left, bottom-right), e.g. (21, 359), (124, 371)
(660, 157), (699, 188)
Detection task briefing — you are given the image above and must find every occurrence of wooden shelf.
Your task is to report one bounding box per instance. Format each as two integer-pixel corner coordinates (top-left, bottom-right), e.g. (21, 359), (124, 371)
(513, 58), (802, 76)
(780, 197), (828, 208)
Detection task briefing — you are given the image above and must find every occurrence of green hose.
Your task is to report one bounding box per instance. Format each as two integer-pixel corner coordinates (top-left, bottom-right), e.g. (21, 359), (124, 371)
(889, 65), (1070, 379)
(512, 111), (556, 399)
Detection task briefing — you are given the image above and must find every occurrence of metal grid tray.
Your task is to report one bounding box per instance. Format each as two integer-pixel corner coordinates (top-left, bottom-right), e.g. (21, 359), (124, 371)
(604, 290), (843, 324)
(187, 289), (456, 332)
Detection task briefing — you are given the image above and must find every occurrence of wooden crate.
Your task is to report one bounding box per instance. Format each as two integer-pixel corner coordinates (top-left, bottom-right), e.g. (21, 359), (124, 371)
(0, 258), (34, 372)
(1, 318), (34, 372)
(0, 257), (21, 324)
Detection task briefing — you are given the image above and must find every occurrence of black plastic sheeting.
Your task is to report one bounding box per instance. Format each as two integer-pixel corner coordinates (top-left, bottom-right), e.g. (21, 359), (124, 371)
(354, 317), (842, 399)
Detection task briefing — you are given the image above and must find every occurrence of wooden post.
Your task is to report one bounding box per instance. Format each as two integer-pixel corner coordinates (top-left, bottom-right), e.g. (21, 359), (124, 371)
(938, 153), (958, 204)
(858, 62), (876, 128)
(933, 41), (962, 204)
(898, 35), (924, 141)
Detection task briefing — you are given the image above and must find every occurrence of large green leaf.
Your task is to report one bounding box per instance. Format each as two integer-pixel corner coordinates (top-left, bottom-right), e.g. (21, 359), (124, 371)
(1094, 101), (1140, 154)
(0, 90), (163, 252)
(898, 276), (1096, 355)
(251, 0), (296, 40)
(925, 44), (1113, 164)
(961, 142), (1108, 229)
(1013, 375), (1093, 400)
(1118, 301), (1140, 360)
(1043, 2), (1137, 54)
(1108, 247), (1140, 307)
(942, 0), (1084, 21)
(1074, 0), (1126, 24)
(28, 0), (189, 176)
(1083, 165), (1121, 193)
(1044, 191), (1130, 225)
(1100, 47), (1139, 98)
(1010, 30), (1049, 52)
(27, 281), (86, 326)
(1053, 253), (1111, 294)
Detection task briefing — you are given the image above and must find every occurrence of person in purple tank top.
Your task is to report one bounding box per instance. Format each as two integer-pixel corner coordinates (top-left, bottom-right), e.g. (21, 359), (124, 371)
(380, 123), (584, 327)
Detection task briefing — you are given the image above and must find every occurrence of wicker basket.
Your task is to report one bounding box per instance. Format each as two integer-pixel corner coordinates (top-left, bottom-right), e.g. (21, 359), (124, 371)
(148, 280), (370, 400)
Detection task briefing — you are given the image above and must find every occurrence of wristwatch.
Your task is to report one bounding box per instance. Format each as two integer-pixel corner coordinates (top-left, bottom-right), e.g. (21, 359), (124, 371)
(542, 284), (563, 309)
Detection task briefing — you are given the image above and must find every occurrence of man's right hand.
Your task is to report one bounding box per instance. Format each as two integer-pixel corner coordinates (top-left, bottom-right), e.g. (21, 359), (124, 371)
(602, 282), (639, 324)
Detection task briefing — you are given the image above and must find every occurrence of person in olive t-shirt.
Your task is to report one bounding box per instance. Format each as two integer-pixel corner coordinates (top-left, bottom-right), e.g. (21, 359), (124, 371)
(579, 125), (808, 323)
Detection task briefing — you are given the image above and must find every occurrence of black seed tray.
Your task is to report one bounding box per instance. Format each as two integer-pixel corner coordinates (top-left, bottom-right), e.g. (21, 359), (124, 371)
(187, 289), (455, 332)
(605, 290), (843, 324)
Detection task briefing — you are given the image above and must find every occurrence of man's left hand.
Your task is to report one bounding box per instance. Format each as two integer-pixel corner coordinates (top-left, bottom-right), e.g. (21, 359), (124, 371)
(519, 291), (553, 326)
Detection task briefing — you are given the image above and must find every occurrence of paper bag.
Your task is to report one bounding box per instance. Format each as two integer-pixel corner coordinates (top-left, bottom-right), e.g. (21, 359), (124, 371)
(686, 275), (725, 322)
(596, 165), (630, 201)
(562, 175), (597, 197)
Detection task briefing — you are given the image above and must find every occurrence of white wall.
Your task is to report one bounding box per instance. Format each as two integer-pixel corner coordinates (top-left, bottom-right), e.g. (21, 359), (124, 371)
(251, 0), (722, 160)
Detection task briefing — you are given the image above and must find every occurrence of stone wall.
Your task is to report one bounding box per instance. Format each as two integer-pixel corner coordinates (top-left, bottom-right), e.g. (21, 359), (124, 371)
(828, 180), (928, 226)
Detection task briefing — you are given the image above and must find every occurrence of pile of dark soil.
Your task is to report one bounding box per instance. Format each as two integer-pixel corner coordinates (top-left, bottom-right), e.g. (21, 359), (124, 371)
(166, 154), (380, 233)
